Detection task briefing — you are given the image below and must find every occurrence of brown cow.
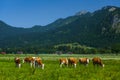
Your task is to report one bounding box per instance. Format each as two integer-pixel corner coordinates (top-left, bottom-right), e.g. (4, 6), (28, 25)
(23, 57), (36, 68)
(14, 57), (21, 68)
(92, 57), (104, 67)
(34, 57), (44, 69)
(23, 56), (35, 63)
(79, 58), (90, 66)
(59, 58), (68, 68)
(68, 57), (77, 68)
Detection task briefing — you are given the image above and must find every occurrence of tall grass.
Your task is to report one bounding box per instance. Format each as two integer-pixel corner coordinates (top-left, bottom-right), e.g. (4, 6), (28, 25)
(0, 54), (120, 80)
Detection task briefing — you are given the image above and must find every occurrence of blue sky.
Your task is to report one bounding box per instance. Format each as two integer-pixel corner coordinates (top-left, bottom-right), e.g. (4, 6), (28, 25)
(0, 0), (120, 28)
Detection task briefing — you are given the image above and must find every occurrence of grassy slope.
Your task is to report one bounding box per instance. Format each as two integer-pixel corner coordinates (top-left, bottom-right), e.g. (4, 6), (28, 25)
(0, 54), (120, 80)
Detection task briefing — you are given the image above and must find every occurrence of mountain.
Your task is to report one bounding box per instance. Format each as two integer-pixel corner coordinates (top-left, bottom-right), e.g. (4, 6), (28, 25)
(0, 6), (120, 48)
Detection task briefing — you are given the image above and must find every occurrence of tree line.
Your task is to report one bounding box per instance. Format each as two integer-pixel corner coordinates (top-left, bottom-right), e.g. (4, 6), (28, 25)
(0, 43), (120, 54)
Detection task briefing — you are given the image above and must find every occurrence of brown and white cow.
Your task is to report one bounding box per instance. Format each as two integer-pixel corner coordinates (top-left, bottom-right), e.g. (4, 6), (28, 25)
(34, 57), (44, 69)
(14, 57), (21, 68)
(68, 57), (77, 68)
(92, 57), (104, 67)
(59, 58), (68, 68)
(23, 56), (35, 63)
(79, 58), (90, 66)
(23, 56), (35, 67)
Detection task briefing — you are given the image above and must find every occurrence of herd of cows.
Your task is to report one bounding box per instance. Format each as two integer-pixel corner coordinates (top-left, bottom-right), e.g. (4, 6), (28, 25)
(59, 57), (104, 68)
(14, 57), (104, 69)
(14, 57), (44, 69)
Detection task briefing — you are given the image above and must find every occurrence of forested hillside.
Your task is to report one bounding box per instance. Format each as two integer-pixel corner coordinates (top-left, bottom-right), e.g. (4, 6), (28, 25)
(0, 6), (120, 54)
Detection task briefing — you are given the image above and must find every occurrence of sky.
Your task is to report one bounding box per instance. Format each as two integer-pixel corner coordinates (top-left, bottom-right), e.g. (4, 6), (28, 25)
(0, 0), (120, 28)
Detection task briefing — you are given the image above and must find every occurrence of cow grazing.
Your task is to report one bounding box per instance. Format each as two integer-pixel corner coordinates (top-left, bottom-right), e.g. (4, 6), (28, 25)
(23, 56), (35, 63)
(14, 57), (21, 68)
(68, 57), (77, 68)
(92, 57), (104, 67)
(79, 58), (90, 66)
(34, 57), (44, 69)
(59, 58), (68, 68)
(23, 57), (36, 67)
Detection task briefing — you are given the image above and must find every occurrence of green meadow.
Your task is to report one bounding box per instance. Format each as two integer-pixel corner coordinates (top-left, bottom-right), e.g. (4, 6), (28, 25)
(0, 54), (120, 80)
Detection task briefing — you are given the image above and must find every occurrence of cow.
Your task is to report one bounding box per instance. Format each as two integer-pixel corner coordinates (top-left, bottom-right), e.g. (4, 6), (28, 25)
(59, 58), (68, 68)
(14, 57), (21, 68)
(23, 56), (35, 68)
(79, 58), (90, 66)
(23, 56), (35, 63)
(34, 57), (44, 69)
(68, 57), (77, 68)
(92, 57), (104, 67)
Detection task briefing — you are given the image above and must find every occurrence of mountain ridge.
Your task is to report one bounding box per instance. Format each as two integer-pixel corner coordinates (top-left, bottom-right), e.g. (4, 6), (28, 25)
(0, 6), (120, 48)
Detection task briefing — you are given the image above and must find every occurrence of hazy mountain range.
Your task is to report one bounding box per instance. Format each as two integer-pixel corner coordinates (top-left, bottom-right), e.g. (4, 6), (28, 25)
(0, 6), (120, 48)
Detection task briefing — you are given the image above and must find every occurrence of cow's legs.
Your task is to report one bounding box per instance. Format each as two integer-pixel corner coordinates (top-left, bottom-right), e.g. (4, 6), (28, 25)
(74, 63), (76, 68)
(42, 64), (44, 69)
(60, 62), (64, 68)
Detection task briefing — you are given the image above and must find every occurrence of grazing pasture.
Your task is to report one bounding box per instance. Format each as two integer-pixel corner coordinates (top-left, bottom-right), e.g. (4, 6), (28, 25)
(0, 54), (120, 80)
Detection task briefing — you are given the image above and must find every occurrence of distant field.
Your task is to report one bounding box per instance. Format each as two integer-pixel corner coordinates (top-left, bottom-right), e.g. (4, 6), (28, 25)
(0, 54), (120, 80)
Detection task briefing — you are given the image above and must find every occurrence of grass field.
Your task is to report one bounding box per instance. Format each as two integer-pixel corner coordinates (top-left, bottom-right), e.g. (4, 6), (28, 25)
(0, 54), (120, 80)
